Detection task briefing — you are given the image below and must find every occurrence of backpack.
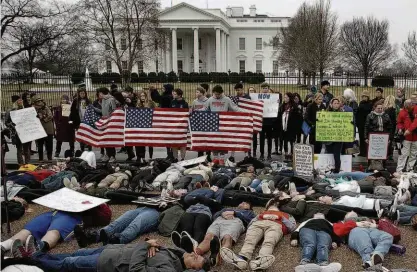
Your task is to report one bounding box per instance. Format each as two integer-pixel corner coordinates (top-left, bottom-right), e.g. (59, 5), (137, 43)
(158, 205), (185, 236)
(378, 218), (401, 243)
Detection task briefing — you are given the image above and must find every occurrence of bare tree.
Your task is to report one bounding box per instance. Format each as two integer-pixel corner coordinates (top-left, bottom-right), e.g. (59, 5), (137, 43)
(81, 0), (163, 84)
(403, 31), (417, 66)
(339, 17), (394, 86)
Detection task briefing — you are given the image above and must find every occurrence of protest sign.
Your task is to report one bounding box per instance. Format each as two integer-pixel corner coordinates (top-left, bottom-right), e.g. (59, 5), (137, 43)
(10, 107), (47, 143)
(250, 93), (280, 118)
(316, 112), (354, 142)
(177, 155), (207, 167)
(313, 154), (352, 172)
(61, 104), (71, 117)
(33, 188), (109, 212)
(368, 133), (389, 160)
(293, 144), (314, 176)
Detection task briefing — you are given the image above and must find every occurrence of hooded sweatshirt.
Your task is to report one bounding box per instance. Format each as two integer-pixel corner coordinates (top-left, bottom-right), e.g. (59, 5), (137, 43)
(191, 96), (208, 110)
(151, 84), (174, 108)
(101, 94), (117, 117)
(204, 95), (241, 112)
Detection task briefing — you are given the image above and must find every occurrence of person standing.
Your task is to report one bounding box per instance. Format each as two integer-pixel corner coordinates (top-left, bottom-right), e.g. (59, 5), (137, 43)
(98, 87), (117, 163)
(170, 88), (189, 162)
(371, 87), (384, 105)
(356, 91), (373, 157)
(278, 93), (299, 161)
(54, 94), (75, 157)
(32, 96), (54, 161)
(396, 99), (417, 173)
(258, 83), (276, 161)
(326, 98), (344, 174)
(319, 81), (333, 108)
(69, 86), (92, 152)
(395, 88), (406, 115)
(192, 87), (211, 161)
(384, 95), (397, 160)
(293, 93), (305, 144)
(304, 93), (326, 154)
(134, 91), (156, 163)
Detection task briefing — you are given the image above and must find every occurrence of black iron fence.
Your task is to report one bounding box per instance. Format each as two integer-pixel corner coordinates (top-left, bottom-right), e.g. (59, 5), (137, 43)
(2, 72), (417, 110)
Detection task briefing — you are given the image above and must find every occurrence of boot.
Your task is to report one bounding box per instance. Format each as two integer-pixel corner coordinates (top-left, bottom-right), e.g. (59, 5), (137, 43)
(74, 225), (98, 248)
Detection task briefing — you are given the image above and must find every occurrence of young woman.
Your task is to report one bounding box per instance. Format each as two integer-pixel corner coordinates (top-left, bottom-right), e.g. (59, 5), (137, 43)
(278, 93), (300, 160)
(356, 90), (373, 157)
(384, 95), (397, 159)
(304, 93), (326, 154)
(170, 88), (189, 162)
(69, 87), (92, 152)
(293, 93), (304, 143)
(32, 96), (54, 161)
(54, 94), (75, 157)
(135, 91), (156, 163)
(326, 98), (344, 173)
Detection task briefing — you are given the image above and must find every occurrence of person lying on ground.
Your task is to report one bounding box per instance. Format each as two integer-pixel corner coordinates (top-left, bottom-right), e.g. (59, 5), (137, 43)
(292, 213), (342, 272)
(224, 165), (257, 190)
(220, 198), (296, 271)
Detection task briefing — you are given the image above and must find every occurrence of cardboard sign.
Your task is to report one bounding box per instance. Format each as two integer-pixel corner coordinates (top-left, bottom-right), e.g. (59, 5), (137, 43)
(10, 107), (47, 143)
(33, 188), (109, 212)
(61, 104), (71, 117)
(177, 155), (207, 167)
(293, 144), (314, 176)
(313, 154), (352, 172)
(316, 112), (354, 142)
(368, 133), (389, 160)
(249, 93), (280, 118)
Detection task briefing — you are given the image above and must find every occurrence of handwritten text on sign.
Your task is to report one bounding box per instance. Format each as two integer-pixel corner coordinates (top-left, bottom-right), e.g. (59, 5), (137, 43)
(293, 144), (314, 176)
(61, 104), (71, 117)
(9, 107), (47, 143)
(368, 133), (389, 160)
(316, 112), (354, 142)
(250, 93), (280, 118)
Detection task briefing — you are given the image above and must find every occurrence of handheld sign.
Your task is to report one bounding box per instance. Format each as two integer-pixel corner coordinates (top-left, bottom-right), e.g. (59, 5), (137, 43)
(10, 107), (47, 143)
(314, 154), (352, 172)
(250, 93), (280, 118)
(293, 144), (314, 176)
(61, 104), (71, 117)
(316, 112), (354, 142)
(367, 133), (389, 160)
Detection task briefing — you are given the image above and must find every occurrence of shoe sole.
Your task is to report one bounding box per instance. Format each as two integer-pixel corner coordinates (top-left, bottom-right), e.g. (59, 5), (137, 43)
(320, 263), (342, 272)
(180, 234), (195, 253)
(209, 236), (221, 265)
(171, 231), (182, 249)
(220, 247), (247, 270)
(250, 255), (275, 270)
(294, 263), (322, 272)
(24, 235), (35, 255)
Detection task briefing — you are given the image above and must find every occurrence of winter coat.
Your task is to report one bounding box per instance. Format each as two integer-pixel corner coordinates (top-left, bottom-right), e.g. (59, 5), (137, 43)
(347, 100), (359, 117)
(98, 241), (184, 272)
(170, 98), (189, 109)
(364, 112), (393, 140)
(183, 164), (213, 182)
(320, 91), (334, 107)
(184, 188), (225, 204)
(101, 95), (117, 117)
(397, 107), (417, 141)
(152, 164), (185, 187)
(54, 105), (75, 142)
(69, 94), (92, 129)
(356, 100), (373, 129)
(385, 107), (397, 135)
(304, 102), (326, 127)
(278, 103), (302, 140)
(158, 205), (185, 236)
(32, 98), (54, 135)
(213, 208), (256, 227)
(151, 84), (174, 108)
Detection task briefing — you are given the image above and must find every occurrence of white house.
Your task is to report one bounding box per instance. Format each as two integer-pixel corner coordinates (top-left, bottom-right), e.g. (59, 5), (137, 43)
(100, 2), (290, 74)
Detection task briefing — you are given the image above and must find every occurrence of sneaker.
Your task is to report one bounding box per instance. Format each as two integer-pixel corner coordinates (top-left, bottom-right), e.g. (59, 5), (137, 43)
(108, 156), (116, 163)
(320, 262), (342, 272)
(63, 177), (72, 188)
(249, 255), (275, 271)
(195, 182), (202, 189)
(228, 156), (235, 163)
(289, 182), (297, 195)
(171, 231), (182, 249)
(10, 240), (27, 258)
(71, 177), (80, 188)
(220, 247), (247, 270)
(261, 182), (271, 194)
(74, 225), (98, 248)
(202, 182), (210, 188)
(24, 235), (37, 256)
(209, 236), (221, 266)
(239, 186), (247, 191)
(101, 155), (109, 162)
(371, 253), (383, 266)
(180, 231), (198, 253)
(295, 263), (322, 272)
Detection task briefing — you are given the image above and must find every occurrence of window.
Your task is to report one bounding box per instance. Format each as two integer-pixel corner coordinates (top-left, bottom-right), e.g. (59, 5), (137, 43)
(256, 60), (262, 73)
(121, 38), (127, 50)
(273, 37), (279, 50)
(177, 38), (183, 50)
(105, 39), (111, 50)
(122, 61), (128, 71)
(199, 38), (202, 50)
(256, 38), (262, 50)
(106, 61), (112, 73)
(273, 61), (279, 74)
(239, 38), (245, 50)
(239, 60), (245, 73)
(178, 60), (183, 73)
(138, 38), (143, 50)
(271, 19), (281, 23)
(137, 61), (143, 73)
(237, 19), (247, 22)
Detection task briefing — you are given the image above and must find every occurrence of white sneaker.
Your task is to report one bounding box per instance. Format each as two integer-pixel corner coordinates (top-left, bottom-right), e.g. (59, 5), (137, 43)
(249, 255), (275, 271)
(101, 155), (109, 162)
(220, 247), (247, 270)
(261, 182), (271, 194)
(320, 262), (342, 272)
(71, 177), (80, 188)
(167, 181), (174, 191)
(295, 263), (322, 272)
(63, 177), (72, 188)
(108, 156), (116, 163)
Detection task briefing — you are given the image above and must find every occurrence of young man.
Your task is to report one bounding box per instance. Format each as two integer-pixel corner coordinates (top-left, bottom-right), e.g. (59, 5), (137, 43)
(191, 86), (208, 110)
(372, 87), (385, 105)
(319, 80), (333, 107)
(396, 99), (417, 173)
(258, 83), (276, 160)
(171, 88), (189, 162)
(221, 199), (296, 271)
(98, 87), (117, 163)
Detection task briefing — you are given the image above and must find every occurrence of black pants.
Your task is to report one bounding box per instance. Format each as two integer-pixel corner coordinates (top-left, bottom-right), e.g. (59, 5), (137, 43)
(56, 141), (75, 155)
(37, 134), (53, 161)
(282, 131), (294, 154)
(136, 146), (154, 160)
(166, 147), (173, 159)
(326, 142), (343, 172)
(222, 190), (272, 207)
(80, 142), (92, 152)
(17, 188), (51, 202)
(273, 128), (281, 152)
(252, 134), (258, 156)
(260, 125), (273, 156)
(104, 190), (158, 204)
(358, 125), (367, 156)
(309, 128), (322, 154)
(177, 213), (212, 243)
(16, 141), (31, 164)
(105, 147), (116, 157)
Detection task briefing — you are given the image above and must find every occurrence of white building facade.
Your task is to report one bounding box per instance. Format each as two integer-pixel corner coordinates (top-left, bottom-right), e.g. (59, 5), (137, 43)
(101, 2), (290, 74)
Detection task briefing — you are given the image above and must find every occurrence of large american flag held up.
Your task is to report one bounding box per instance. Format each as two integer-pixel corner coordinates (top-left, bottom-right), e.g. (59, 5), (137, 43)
(125, 108), (189, 147)
(237, 98), (264, 132)
(189, 111), (253, 152)
(75, 106), (125, 147)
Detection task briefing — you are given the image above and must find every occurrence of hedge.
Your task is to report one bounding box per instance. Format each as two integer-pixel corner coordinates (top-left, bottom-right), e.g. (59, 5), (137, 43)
(372, 76), (395, 87)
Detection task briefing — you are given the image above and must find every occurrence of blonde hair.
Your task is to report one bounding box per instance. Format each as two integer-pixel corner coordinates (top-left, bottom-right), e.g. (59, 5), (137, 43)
(314, 93), (323, 101)
(383, 95), (395, 109)
(137, 91), (154, 108)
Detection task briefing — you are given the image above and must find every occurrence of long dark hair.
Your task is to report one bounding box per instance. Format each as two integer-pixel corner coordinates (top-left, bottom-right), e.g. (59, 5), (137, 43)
(283, 92), (296, 110)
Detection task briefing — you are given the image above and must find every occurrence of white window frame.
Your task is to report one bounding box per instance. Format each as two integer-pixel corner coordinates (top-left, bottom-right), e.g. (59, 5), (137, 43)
(273, 60), (279, 74)
(137, 61), (144, 73)
(239, 60), (245, 73)
(106, 61), (112, 73)
(177, 38), (183, 50)
(122, 61), (128, 71)
(178, 60), (183, 73)
(121, 38), (127, 50)
(273, 37), (279, 50)
(256, 38), (263, 50)
(256, 60), (262, 73)
(239, 38), (245, 51)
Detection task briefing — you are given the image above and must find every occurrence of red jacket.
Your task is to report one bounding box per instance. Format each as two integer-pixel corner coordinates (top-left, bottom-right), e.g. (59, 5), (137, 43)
(333, 220), (357, 237)
(399, 106), (417, 141)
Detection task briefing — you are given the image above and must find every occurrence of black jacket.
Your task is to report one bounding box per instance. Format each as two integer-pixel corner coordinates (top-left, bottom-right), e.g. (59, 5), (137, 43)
(69, 96), (92, 129)
(385, 107), (397, 135)
(364, 112), (393, 140)
(151, 84), (174, 108)
(277, 103), (302, 139)
(170, 99), (189, 109)
(356, 100), (373, 128)
(304, 102), (326, 127)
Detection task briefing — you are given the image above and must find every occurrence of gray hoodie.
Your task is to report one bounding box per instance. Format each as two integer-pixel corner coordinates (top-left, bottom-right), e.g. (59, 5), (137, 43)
(204, 95), (241, 112)
(101, 94), (117, 117)
(191, 96), (208, 110)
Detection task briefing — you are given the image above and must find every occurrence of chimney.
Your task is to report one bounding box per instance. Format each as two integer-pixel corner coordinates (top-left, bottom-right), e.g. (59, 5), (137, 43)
(226, 6), (232, 17)
(249, 5), (256, 17)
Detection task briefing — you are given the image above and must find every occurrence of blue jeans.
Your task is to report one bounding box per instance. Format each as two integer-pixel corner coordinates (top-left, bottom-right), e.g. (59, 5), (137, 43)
(33, 247), (104, 272)
(102, 207), (159, 244)
(299, 228), (331, 264)
(325, 172), (372, 180)
(348, 228), (393, 263)
(249, 179), (261, 188)
(397, 205), (417, 224)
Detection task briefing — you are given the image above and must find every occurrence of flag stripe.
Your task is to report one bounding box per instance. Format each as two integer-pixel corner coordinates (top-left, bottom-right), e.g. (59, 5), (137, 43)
(238, 98), (264, 132)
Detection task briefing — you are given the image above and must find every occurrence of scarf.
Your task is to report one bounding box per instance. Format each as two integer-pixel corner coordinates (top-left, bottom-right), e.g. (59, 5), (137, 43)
(282, 107), (290, 131)
(373, 111), (384, 131)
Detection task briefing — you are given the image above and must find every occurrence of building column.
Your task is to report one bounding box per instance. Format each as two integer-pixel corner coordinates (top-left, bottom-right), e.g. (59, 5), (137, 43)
(215, 27), (221, 72)
(193, 27), (199, 73)
(171, 28), (178, 73)
(206, 34), (212, 72)
(165, 35), (171, 72)
(226, 34), (231, 72)
(222, 32), (227, 72)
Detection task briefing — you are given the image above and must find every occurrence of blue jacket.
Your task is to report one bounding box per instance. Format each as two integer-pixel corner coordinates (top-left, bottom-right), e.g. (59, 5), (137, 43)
(184, 188), (224, 203)
(213, 208), (256, 227)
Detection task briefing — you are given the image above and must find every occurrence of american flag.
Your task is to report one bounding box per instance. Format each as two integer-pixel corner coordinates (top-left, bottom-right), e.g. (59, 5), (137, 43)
(237, 98), (264, 132)
(189, 111), (253, 152)
(125, 108), (189, 147)
(75, 106), (125, 147)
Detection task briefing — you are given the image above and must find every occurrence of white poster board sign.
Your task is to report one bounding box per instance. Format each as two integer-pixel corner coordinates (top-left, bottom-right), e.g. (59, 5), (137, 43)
(293, 144), (314, 176)
(61, 104), (71, 117)
(314, 154), (352, 172)
(177, 155), (207, 167)
(10, 107), (47, 143)
(33, 188), (109, 212)
(368, 133), (389, 160)
(250, 93), (280, 118)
